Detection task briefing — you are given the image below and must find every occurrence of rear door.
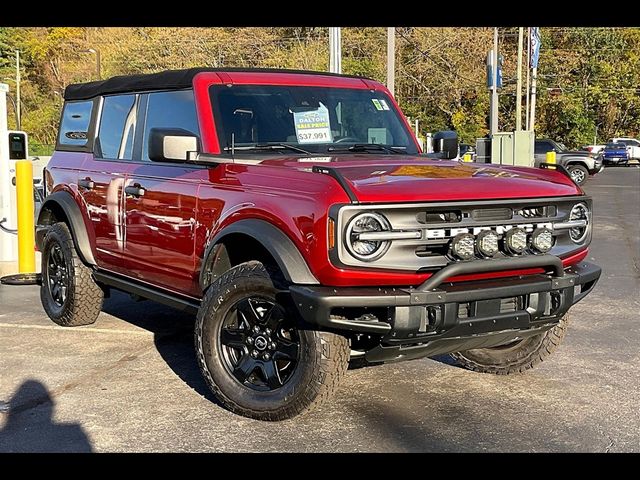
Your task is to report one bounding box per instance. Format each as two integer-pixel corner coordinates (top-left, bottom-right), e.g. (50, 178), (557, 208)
(79, 94), (137, 273)
(122, 90), (202, 297)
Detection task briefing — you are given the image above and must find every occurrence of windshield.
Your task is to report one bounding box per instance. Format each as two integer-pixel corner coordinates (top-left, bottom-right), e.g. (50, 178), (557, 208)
(606, 143), (623, 148)
(210, 85), (418, 155)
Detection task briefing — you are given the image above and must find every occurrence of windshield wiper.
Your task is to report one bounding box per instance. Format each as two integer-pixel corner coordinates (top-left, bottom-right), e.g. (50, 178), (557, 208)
(223, 143), (312, 155)
(327, 143), (406, 154)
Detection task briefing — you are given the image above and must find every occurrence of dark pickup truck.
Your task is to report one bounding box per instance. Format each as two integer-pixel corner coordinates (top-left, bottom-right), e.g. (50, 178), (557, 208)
(534, 139), (602, 185)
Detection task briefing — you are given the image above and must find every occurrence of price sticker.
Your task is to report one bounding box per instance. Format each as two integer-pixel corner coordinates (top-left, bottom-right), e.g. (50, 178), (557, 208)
(293, 103), (333, 144)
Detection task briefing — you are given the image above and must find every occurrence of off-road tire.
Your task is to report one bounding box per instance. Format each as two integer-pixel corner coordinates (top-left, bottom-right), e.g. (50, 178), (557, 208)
(195, 261), (349, 421)
(450, 315), (569, 375)
(40, 222), (103, 326)
(567, 164), (589, 185)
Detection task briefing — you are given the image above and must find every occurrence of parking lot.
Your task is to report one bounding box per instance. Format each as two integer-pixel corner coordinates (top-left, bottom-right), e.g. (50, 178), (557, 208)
(0, 166), (638, 452)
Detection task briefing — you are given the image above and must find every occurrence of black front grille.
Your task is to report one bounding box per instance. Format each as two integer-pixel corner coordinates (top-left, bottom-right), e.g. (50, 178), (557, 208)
(471, 207), (512, 221)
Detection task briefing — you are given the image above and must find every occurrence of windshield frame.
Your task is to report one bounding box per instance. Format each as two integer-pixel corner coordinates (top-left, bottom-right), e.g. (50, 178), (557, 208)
(208, 84), (419, 156)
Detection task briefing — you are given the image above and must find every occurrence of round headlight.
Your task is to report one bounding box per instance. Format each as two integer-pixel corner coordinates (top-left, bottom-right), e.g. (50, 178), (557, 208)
(345, 212), (391, 261)
(476, 230), (499, 257)
(504, 227), (528, 255)
(531, 227), (554, 253)
(451, 233), (476, 261)
(569, 203), (589, 243)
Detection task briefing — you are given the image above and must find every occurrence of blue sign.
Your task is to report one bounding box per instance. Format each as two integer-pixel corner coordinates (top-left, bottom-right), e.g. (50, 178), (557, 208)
(486, 50), (503, 89)
(531, 27), (541, 69)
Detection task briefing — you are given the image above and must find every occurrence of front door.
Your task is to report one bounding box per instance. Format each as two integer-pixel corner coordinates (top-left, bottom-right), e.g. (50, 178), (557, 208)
(123, 164), (200, 296)
(121, 90), (202, 297)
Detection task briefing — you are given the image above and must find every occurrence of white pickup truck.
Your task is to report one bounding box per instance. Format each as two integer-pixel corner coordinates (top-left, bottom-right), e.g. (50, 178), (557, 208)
(611, 138), (640, 160)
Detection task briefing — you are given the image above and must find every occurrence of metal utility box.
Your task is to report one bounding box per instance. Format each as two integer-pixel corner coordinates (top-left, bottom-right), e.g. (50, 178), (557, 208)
(489, 130), (534, 166)
(491, 132), (513, 165)
(513, 130), (534, 167)
(475, 137), (491, 163)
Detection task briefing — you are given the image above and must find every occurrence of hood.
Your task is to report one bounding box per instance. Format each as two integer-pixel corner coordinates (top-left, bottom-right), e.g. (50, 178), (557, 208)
(259, 155), (581, 203)
(558, 150), (591, 157)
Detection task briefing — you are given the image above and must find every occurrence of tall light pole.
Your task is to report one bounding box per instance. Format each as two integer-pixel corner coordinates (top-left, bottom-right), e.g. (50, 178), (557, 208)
(329, 28), (341, 74)
(15, 50), (21, 131)
(490, 28), (499, 136)
(82, 48), (101, 80)
(515, 28), (524, 131)
(525, 27), (531, 130)
(387, 27), (395, 97)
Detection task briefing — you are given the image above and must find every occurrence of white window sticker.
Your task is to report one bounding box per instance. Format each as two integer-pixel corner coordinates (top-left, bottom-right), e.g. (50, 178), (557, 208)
(379, 99), (390, 110)
(368, 128), (388, 144)
(293, 103), (333, 144)
(371, 99), (384, 111)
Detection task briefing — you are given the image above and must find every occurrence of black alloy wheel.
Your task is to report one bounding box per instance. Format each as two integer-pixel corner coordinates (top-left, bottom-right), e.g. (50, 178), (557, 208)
(39, 222), (104, 327)
(220, 297), (300, 391)
(195, 261), (350, 420)
(46, 243), (69, 310)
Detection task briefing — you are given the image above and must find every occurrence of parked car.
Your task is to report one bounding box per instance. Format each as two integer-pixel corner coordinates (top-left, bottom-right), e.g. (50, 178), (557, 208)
(602, 142), (630, 165)
(580, 144), (605, 155)
(459, 143), (476, 160)
(610, 137), (640, 160)
(534, 139), (602, 185)
(36, 68), (601, 420)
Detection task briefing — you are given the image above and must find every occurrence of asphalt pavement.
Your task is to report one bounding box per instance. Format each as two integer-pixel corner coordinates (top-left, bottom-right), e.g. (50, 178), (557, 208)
(0, 166), (638, 452)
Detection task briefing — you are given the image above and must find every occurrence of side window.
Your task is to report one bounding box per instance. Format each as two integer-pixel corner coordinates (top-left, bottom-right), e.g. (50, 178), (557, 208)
(535, 141), (551, 154)
(96, 94), (137, 159)
(58, 101), (93, 147)
(142, 90), (199, 161)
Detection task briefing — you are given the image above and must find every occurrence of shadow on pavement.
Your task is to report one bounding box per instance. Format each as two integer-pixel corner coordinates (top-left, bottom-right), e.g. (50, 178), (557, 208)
(101, 291), (218, 404)
(0, 380), (92, 453)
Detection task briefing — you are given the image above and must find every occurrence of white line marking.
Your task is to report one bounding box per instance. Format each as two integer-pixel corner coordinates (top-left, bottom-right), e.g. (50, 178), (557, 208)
(0, 323), (153, 336)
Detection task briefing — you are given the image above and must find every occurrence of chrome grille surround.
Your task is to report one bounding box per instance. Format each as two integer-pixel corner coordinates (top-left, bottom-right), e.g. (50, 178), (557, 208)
(333, 196), (592, 272)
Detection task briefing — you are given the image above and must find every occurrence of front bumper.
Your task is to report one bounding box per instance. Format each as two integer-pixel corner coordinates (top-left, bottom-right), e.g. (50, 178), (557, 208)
(290, 257), (601, 363)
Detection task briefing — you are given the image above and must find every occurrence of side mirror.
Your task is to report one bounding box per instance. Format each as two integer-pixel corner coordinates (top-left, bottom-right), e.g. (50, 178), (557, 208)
(432, 130), (459, 160)
(148, 128), (199, 162)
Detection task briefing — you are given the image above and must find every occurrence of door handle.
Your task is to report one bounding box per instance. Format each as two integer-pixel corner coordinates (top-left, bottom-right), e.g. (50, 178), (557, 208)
(125, 184), (146, 198)
(78, 178), (95, 190)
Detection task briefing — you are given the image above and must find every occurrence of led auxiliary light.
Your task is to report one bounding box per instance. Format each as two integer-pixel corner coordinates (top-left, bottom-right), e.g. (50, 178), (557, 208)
(504, 227), (528, 255)
(476, 230), (499, 257)
(531, 227), (554, 253)
(451, 233), (476, 261)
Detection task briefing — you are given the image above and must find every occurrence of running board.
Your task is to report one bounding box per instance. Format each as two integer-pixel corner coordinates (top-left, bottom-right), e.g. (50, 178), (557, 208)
(93, 271), (200, 314)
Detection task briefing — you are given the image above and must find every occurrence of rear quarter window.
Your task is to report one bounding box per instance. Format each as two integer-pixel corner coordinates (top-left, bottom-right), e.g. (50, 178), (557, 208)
(58, 100), (94, 148)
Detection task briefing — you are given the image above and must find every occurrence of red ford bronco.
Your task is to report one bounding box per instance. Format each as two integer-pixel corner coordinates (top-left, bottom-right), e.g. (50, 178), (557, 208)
(37, 68), (601, 420)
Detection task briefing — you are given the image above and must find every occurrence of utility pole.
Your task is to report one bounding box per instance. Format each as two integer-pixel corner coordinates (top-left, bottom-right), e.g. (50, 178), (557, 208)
(529, 67), (538, 132)
(490, 28), (499, 136)
(525, 27), (531, 130)
(515, 28), (524, 131)
(529, 27), (540, 132)
(15, 51), (21, 131)
(329, 28), (342, 74)
(82, 48), (101, 80)
(387, 27), (395, 96)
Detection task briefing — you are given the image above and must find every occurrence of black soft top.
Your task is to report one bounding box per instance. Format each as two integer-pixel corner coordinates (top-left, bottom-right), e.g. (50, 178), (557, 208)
(63, 67), (366, 101)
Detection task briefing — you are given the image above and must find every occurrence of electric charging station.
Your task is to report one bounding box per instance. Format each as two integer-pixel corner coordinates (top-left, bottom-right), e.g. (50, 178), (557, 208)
(0, 83), (32, 273)
(0, 82), (18, 266)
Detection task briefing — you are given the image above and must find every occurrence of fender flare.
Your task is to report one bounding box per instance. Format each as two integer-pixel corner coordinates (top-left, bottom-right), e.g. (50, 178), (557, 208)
(200, 219), (319, 289)
(37, 191), (97, 266)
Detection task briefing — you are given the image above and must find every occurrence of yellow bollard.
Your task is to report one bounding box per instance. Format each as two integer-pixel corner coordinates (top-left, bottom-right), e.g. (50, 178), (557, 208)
(462, 153), (472, 163)
(546, 150), (557, 166)
(15, 160), (36, 274)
